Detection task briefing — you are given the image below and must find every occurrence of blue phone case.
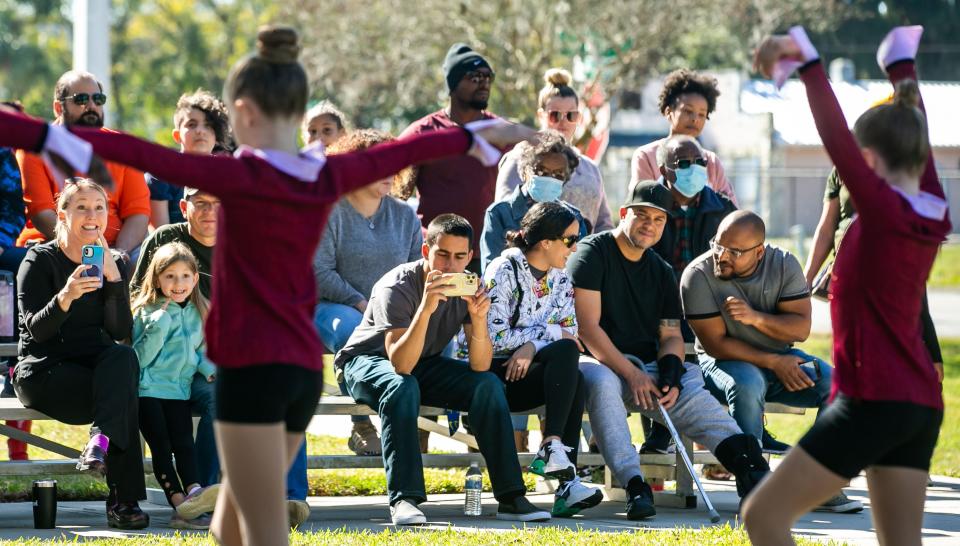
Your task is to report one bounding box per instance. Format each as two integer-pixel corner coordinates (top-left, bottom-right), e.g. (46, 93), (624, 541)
(80, 245), (104, 284)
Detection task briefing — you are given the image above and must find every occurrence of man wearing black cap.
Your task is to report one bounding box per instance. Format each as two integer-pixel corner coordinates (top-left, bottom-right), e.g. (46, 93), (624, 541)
(633, 134), (741, 457)
(400, 43), (500, 275)
(566, 190), (768, 520)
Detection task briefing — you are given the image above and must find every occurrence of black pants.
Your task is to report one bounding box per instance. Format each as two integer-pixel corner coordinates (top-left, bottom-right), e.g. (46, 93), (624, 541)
(14, 345), (146, 502)
(139, 397), (199, 504)
(492, 339), (585, 465)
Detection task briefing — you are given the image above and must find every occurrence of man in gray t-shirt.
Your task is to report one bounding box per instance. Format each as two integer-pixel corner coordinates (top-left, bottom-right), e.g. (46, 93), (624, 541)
(680, 211), (833, 445)
(335, 213), (549, 526)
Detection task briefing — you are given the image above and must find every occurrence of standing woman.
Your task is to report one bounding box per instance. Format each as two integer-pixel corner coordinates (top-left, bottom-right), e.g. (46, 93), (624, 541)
(13, 179), (147, 529)
(0, 26), (531, 546)
(483, 201), (603, 517)
(495, 68), (613, 233)
(629, 69), (737, 204)
(746, 26), (950, 546)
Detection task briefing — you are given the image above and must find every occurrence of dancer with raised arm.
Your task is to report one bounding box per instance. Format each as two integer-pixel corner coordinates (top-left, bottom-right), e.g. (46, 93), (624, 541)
(0, 25), (532, 546)
(744, 26), (950, 546)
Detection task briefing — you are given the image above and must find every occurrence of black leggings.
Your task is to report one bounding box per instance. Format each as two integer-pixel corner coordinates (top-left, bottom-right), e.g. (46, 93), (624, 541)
(13, 345), (146, 502)
(139, 397), (200, 505)
(492, 338), (585, 464)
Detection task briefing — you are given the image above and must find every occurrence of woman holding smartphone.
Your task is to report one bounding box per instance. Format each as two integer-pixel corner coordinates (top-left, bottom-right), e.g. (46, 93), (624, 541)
(13, 178), (147, 529)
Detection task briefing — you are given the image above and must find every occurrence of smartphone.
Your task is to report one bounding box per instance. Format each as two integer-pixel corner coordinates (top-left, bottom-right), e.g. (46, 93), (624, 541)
(81, 245), (104, 286)
(441, 273), (479, 297)
(799, 360), (822, 381)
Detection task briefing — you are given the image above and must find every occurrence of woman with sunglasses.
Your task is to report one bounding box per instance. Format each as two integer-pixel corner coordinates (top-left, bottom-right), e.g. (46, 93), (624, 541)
(482, 201), (603, 518)
(495, 68), (613, 233)
(630, 69), (738, 205)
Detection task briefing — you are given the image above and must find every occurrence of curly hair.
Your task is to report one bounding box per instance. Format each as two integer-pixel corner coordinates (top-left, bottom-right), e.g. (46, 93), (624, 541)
(657, 68), (720, 116)
(327, 129), (412, 198)
(173, 89), (233, 150)
(516, 130), (580, 183)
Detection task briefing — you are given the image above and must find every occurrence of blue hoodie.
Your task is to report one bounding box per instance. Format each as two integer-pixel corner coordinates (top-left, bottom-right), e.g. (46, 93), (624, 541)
(133, 300), (215, 400)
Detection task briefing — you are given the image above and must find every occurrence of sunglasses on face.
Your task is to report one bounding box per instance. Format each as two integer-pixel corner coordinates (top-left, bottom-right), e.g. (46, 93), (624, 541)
(559, 234), (580, 248)
(464, 71), (495, 84)
(62, 93), (107, 107)
(547, 110), (581, 124)
(669, 157), (708, 170)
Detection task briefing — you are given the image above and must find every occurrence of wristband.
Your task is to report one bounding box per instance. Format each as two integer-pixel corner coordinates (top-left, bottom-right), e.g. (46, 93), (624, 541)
(656, 354), (685, 392)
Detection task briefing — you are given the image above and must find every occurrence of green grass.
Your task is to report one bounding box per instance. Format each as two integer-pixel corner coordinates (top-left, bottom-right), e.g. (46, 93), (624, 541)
(0, 526), (845, 545)
(929, 243), (960, 289)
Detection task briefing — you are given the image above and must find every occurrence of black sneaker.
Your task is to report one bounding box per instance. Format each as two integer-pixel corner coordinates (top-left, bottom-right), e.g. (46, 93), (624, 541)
(106, 501), (150, 530)
(639, 423), (674, 455)
(626, 482), (656, 520)
(761, 428), (791, 455)
(495, 496), (551, 522)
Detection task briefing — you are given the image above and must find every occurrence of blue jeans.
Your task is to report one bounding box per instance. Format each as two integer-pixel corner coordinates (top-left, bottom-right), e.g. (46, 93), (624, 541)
(699, 348), (833, 441)
(286, 301), (365, 501)
(189, 373), (219, 487)
(343, 353), (525, 505)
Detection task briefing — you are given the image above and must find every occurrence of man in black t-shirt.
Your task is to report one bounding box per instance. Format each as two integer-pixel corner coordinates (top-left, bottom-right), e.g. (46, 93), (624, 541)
(568, 192), (769, 520)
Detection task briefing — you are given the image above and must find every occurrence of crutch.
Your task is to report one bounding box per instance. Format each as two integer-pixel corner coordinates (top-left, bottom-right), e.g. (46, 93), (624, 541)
(657, 402), (721, 523)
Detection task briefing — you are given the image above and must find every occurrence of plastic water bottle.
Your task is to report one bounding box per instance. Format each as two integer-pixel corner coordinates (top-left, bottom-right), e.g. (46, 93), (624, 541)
(464, 462), (483, 516)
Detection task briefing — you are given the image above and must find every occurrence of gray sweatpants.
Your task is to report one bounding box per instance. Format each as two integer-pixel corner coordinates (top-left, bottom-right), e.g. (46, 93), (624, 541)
(580, 355), (743, 486)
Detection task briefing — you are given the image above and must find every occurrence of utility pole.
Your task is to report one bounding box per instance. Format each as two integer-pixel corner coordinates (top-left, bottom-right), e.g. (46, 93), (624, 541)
(72, 0), (112, 127)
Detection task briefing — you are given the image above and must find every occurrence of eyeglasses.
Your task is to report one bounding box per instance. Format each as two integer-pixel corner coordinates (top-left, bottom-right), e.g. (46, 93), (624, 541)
(669, 157), (708, 170)
(547, 110), (581, 124)
(464, 71), (495, 84)
(559, 234), (580, 248)
(61, 93), (107, 107)
(710, 239), (762, 259)
(532, 166), (569, 179)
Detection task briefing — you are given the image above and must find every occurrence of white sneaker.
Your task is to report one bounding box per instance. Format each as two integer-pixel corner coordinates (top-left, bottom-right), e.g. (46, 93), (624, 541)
(390, 499), (426, 526)
(552, 477), (603, 517)
(528, 439), (575, 481)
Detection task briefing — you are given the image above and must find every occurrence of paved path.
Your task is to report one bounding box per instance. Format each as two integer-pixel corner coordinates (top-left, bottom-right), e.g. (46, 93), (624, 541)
(812, 288), (960, 337)
(1, 475), (959, 544)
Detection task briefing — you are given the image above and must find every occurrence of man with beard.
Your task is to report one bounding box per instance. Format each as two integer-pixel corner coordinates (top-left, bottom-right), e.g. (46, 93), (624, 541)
(16, 71), (150, 267)
(400, 44), (501, 275)
(681, 211), (861, 512)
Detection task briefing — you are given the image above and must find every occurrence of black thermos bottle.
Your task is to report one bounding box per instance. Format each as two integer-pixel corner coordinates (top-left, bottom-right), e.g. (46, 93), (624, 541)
(32, 479), (57, 529)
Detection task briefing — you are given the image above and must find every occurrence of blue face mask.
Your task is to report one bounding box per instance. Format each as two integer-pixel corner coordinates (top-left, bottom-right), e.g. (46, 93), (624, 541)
(672, 164), (708, 198)
(526, 175), (564, 202)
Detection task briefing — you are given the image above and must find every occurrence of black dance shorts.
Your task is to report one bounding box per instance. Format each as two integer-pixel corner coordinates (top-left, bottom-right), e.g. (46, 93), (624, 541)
(798, 394), (942, 479)
(216, 363), (322, 432)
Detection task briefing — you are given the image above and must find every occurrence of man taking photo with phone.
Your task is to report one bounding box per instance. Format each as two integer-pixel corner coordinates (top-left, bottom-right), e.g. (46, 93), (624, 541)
(681, 210), (862, 513)
(335, 213), (550, 526)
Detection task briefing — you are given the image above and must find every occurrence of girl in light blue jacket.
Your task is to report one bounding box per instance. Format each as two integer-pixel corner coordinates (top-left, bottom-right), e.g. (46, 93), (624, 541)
(130, 242), (218, 528)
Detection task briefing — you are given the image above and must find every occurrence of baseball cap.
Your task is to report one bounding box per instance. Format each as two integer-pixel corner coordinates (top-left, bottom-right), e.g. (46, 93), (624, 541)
(183, 187), (201, 198)
(623, 179), (674, 216)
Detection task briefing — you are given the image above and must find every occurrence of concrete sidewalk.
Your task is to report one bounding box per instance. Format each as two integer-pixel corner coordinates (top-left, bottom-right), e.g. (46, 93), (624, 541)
(1, 475), (959, 544)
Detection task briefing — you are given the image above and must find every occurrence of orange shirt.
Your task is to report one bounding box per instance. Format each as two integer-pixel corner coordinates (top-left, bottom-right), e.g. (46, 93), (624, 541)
(15, 128), (150, 246)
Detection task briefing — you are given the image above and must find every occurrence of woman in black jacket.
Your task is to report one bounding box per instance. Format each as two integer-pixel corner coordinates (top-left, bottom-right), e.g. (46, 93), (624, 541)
(13, 178), (147, 529)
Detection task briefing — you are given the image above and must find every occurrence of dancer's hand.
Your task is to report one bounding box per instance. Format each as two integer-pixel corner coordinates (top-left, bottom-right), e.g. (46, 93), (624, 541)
(475, 121), (538, 149)
(753, 34), (804, 79)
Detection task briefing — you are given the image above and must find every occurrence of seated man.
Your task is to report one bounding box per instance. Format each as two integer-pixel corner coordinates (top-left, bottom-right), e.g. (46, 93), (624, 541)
(335, 214), (550, 526)
(681, 210), (861, 513)
(569, 189), (769, 520)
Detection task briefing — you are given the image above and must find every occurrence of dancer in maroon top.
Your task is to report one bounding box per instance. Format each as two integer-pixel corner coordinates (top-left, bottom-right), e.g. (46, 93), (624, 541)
(0, 26), (532, 546)
(744, 26), (950, 546)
